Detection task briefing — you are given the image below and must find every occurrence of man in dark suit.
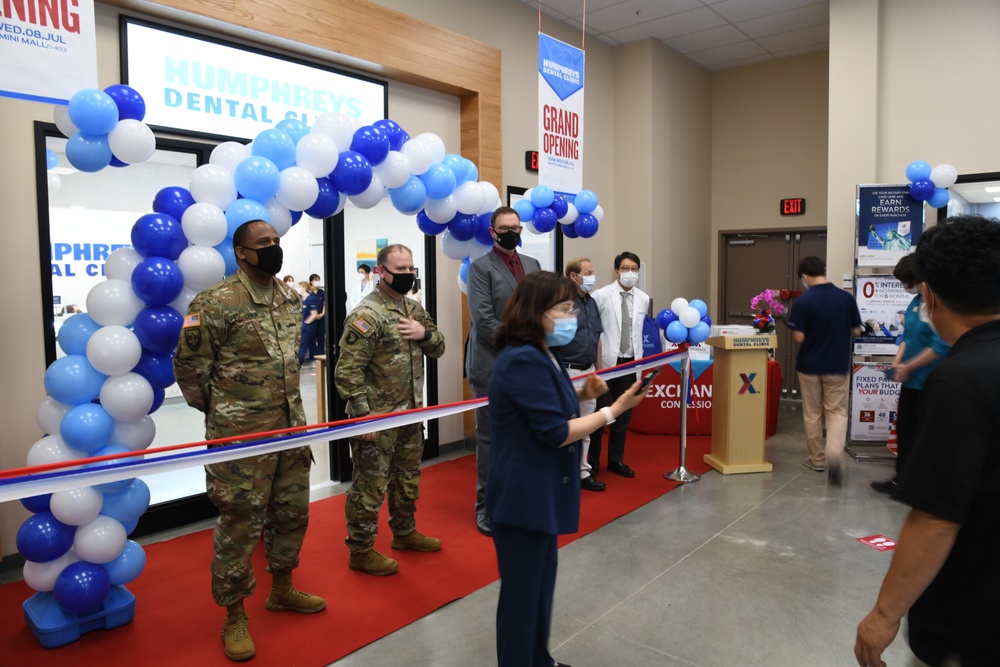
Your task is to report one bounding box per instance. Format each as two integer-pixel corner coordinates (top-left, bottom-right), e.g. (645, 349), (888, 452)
(466, 206), (542, 536)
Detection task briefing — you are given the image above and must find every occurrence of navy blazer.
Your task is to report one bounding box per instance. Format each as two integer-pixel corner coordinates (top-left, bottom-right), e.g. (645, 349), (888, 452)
(486, 344), (582, 535)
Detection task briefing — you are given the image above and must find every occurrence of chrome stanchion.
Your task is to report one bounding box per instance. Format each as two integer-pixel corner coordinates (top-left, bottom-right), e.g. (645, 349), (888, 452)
(665, 354), (701, 483)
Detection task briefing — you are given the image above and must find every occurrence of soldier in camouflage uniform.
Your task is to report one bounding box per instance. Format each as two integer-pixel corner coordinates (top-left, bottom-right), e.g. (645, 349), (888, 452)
(174, 220), (325, 662)
(335, 244), (446, 576)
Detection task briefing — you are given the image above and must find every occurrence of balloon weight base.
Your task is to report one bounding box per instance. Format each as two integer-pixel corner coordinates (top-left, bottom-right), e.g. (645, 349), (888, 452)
(23, 586), (134, 648)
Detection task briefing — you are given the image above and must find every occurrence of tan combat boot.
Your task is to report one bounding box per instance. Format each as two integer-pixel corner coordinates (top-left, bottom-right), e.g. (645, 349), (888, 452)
(222, 600), (256, 662)
(391, 530), (442, 552)
(348, 549), (399, 576)
(264, 569), (327, 613)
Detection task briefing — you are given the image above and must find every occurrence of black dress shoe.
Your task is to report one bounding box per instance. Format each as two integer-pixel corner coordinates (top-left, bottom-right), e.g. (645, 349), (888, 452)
(870, 479), (896, 494)
(607, 461), (635, 478)
(581, 475), (606, 492)
(476, 514), (493, 537)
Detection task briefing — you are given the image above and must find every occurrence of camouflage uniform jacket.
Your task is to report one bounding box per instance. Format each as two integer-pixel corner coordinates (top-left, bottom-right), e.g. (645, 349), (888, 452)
(174, 269), (305, 439)
(335, 287), (445, 417)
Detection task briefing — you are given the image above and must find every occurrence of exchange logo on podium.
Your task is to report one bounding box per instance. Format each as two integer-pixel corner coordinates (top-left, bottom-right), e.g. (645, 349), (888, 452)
(738, 372), (757, 395)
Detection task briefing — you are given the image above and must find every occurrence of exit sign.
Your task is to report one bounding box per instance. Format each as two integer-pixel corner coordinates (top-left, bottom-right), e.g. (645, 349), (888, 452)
(780, 198), (806, 215)
(525, 150), (538, 172)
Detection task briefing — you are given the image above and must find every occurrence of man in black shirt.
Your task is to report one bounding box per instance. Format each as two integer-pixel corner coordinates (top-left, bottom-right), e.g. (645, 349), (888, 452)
(855, 216), (1000, 667)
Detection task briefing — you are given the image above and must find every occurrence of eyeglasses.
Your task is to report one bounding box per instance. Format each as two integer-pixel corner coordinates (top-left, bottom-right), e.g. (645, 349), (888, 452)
(495, 225), (523, 234)
(548, 305), (579, 317)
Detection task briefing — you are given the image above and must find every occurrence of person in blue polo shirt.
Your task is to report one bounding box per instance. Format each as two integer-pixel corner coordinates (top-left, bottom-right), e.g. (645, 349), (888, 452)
(787, 256), (862, 484)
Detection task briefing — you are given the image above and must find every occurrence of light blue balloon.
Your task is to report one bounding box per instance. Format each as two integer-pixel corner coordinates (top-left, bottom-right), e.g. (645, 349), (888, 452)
(215, 240), (238, 276)
(46, 148), (58, 170)
(574, 189), (599, 214)
(927, 187), (950, 209)
(513, 199), (536, 222)
(102, 540), (146, 586)
(225, 199), (270, 237)
(58, 313), (101, 356)
(68, 88), (119, 135)
(442, 154), (469, 184)
(275, 118), (310, 145)
(60, 403), (115, 453)
(530, 184), (555, 208)
(44, 355), (107, 405)
(666, 321), (688, 344)
(90, 444), (135, 494)
(688, 322), (711, 344)
(101, 479), (151, 523)
(465, 159), (478, 184)
(419, 163), (457, 200)
(234, 156), (281, 202)
(66, 132), (113, 172)
(458, 257), (471, 283)
(689, 299), (708, 318)
(905, 160), (932, 182)
(388, 175), (428, 215)
(251, 129), (296, 171)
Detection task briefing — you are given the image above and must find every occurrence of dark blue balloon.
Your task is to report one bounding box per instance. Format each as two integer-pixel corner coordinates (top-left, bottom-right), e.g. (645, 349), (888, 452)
(561, 222), (579, 239)
(574, 213), (599, 238)
(109, 155), (129, 168)
(289, 209), (303, 225)
(54, 561), (111, 615)
(104, 84), (146, 121)
(131, 213), (187, 260)
(475, 214), (494, 246)
(16, 512), (75, 563)
(305, 177), (341, 218)
(149, 386), (166, 414)
(152, 187), (195, 223)
(656, 309), (679, 330)
(132, 349), (175, 390)
(909, 179), (935, 202)
(532, 207), (558, 234)
(131, 257), (184, 306)
(550, 194), (569, 219)
(21, 494), (52, 514)
(449, 213), (478, 241)
(373, 119), (406, 151)
(330, 151), (373, 196)
(133, 305), (184, 354)
(700, 314), (713, 327)
(350, 125), (390, 166)
(416, 210), (448, 236)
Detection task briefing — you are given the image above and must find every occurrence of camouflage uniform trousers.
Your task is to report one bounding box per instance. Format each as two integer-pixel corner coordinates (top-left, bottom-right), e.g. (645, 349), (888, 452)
(345, 422), (425, 554)
(206, 446), (312, 606)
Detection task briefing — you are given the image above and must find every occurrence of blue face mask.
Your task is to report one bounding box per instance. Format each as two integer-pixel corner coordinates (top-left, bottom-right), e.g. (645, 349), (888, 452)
(545, 314), (578, 347)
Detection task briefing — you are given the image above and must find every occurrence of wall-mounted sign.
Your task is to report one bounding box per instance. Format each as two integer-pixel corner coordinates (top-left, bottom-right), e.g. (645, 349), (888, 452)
(525, 150), (539, 172)
(780, 198), (805, 215)
(121, 18), (387, 141)
(856, 184), (924, 268)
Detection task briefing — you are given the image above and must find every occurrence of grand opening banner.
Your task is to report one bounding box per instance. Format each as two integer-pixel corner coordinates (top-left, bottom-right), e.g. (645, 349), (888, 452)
(538, 33), (584, 196)
(0, 0), (97, 104)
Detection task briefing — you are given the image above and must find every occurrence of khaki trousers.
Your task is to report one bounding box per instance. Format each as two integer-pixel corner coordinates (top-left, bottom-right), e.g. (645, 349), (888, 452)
(797, 372), (849, 466)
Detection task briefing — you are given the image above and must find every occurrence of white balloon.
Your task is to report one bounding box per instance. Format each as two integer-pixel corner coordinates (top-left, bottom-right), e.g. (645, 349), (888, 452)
(104, 247), (142, 282)
(930, 163), (958, 189)
(53, 104), (78, 138)
(312, 112), (355, 151)
(333, 191), (347, 217)
(454, 181), (486, 215)
(276, 166), (320, 211)
(27, 435), (77, 467)
(348, 172), (386, 209)
(181, 202), (228, 247)
(441, 230), (478, 260)
(425, 195), (458, 224)
(559, 202), (578, 224)
(176, 246), (226, 292)
(86, 279), (144, 327)
(37, 396), (73, 435)
(294, 132), (339, 177)
(210, 141), (248, 173)
(99, 373), (154, 422)
(51, 486), (104, 526)
(372, 150), (411, 189)
(23, 550), (79, 592)
(478, 182), (500, 215)
(110, 415), (156, 451)
(168, 285), (199, 316)
(400, 138), (434, 176)
(680, 306), (701, 328)
(74, 515), (127, 564)
(523, 187), (534, 204)
(671, 298), (690, 315)
(592, 204), (605, 223)
(86, 325), (142, 376)
(469, 240), (492, 261)
(48, 172), (61, 192)
(108, 119), (155, 164)
(415, 132), (446, 164)
(190, 164), (237, 210)
(263, 198), (293, 237)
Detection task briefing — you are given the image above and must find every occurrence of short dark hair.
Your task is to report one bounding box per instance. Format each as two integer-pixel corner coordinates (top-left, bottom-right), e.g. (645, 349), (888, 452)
(377, 244), (412, 266)
(358, 264), (371, 274)
(798, 256), (826, 277)
(564, 257), (590, 278)
(916, 215), (1000, 315)
(309, 273), (321, 282)
(496, 271), (577, 349)
(232, 219), (267, 250)
(491, 206), (519, 228)
(892, 254), (920, 287)
(614, 251), (640, 270)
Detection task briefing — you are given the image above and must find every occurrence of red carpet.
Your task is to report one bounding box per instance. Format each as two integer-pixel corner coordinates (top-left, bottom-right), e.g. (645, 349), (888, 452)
(1, 433), (711, 667)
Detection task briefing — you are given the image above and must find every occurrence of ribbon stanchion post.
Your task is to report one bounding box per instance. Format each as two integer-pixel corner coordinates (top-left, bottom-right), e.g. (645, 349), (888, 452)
(665, 355), (701, 483)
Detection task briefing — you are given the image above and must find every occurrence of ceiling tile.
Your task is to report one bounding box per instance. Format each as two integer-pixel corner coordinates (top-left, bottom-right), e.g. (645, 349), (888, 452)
(709, 53), (778, 71)
(531, 0), (624, 20)
(582, 0), (702, 34)
(663, 24), (747, 55)
(607, 6), (728, 42)
(756, 24), (829, 52)
(685, 39), (768, 64)
(736, 3), (829, 39)
(711, 0), (827, 24)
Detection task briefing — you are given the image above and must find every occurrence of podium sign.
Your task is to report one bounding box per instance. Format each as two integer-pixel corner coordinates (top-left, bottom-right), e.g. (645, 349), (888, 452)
(703, 335), (775, 474)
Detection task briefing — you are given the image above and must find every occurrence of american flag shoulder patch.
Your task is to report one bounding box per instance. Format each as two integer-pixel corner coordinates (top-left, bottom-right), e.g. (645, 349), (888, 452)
(351, 317), (372, 335)
(183, 313), (201, 329)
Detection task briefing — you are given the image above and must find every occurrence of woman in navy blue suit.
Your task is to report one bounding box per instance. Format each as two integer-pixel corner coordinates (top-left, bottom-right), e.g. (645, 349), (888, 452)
(487, 271), (647, 667)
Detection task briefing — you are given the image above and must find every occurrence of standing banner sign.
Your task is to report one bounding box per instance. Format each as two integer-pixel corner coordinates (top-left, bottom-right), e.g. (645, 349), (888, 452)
(0, 0), (97, 104)
(855, 275), (911, 355)
(856, 185), (924, 267)
(849, 362), (900, 442)
(538, 33), (584, 195)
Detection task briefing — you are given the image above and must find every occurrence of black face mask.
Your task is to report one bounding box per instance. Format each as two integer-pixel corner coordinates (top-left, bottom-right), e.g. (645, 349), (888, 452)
(245, 244), (283, 276)
(383, 269), (415, 295)
(494, 230), (520, 250)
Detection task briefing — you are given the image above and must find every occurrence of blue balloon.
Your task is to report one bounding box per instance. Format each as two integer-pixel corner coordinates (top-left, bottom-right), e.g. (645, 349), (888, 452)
(131, 257), (184, 306)
(131, 212), (187, 260)
(532, 207), (558, 233)
(513, 199), (535, 222)
(330, 150), (373, 196)
(416, 210), (448, 236)
(58, 313), (101, 356)
(449, 213), (479, 242)
(149, 386), (165, 414)
(16, 512), (75, 563)
(561, 222), (579, 239)
(305, 177), (340, 218)
(133, 305), (184, 354)
(927, 187), (950, 209)
(251, 129), (296, 171)
(442, 154), (469, 184)
(289, 209), (303, 225)
(530, 185), (555, 208)
(60, 403), (115, 453)
(234, 155), (281, 201)
(109, 155), (129, 168)
(905, 160), (932, 182)
(215, 240), (238, 277)
(372, 119), (406, 151)
(689, 299), (708, 318)
(656, 309), (679, 330)
(700, 314), (713, 327)
(132, 349), (175, 390)
(475, 214), (494, 246)
(688, 322), (711, 345)
(574, 213), (599, 238)
(66, 132), (113, 172)
(102, 540), (146, 586)
(68, 88), (119, 135)
(101, 480), (151, 524)
(121, 517), (139, 536)
(574, 189), (599, 214)
(54, 561), (111, 615)
(91, 444), (135, 494)
(465, 159), (478, 183)
(152, 187), (195, 223)
(389, 175), (428, 215)
(46, 148), (58, 170)
(21, 494), (52, 514)
(420, 163), (457, 200)
(666, 321), (688, 344)
(458, 257), (471, 284)
(275, 118), (310, 144)
(909, 179), (935, 202)
(225, 199), (270, 237)
(103, 84), (146, 121)
(550, 194), (569, 219)
(44, 355), (106, 405)
(350, 125), (390, 166)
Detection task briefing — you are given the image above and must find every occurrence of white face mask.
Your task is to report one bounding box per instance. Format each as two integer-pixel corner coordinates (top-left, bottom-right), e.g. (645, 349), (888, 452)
(917, 296), (940, 336)
(800, 276), (809, 290)
(904, 286), (919, 295)
(618, 270), (639, 288)
(580, 275), (596, 293)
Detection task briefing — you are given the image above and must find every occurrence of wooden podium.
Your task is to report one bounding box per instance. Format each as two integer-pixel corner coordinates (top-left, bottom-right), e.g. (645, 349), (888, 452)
(704, 335), (776, 474)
